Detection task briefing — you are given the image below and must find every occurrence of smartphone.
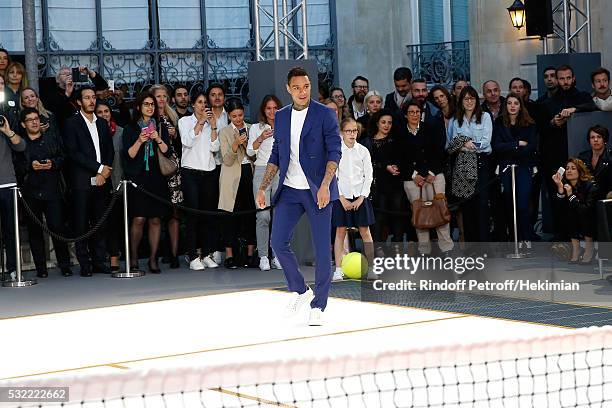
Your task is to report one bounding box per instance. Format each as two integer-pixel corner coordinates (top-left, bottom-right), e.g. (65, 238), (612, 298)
(108, 79), (115, 92)
(39, 159), (48, 164)
(90, 177), (97, 186)
(239, 128), (247, 136)
(72, 67), (88, 83)
(473, 141), (482, 149)
(557, 166), (566, 177)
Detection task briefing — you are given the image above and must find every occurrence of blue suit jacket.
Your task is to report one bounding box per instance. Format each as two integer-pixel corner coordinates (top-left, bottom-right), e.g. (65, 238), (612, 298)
(268, 100), (342, 205)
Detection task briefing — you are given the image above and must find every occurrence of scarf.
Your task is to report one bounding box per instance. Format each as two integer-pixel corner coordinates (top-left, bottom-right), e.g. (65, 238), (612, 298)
(137, 118), (156, 171)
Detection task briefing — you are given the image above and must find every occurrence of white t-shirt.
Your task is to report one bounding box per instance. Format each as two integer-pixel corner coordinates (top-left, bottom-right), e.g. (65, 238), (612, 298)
(594, 93), (612, 111)
(283, 107), (310, 189)
(247, 123), (274, 167)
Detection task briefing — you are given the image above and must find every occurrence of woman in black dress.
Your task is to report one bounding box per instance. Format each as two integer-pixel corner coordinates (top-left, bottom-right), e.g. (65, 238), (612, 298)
(122, 92), (171, 273)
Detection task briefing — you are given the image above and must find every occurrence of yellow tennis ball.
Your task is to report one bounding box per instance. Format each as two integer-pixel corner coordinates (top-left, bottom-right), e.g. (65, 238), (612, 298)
(341, 252), (368, 279)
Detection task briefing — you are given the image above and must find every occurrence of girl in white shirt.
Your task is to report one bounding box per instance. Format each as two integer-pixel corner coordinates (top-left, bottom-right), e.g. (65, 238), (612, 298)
(247, 95), (282, 271)
(332, 118), (375, 280)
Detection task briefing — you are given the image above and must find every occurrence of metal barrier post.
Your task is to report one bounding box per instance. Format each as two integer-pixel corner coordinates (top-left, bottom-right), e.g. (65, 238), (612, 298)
(506, 165), (528, 259)
(3, 186), (37, 287)
(112, 180), (145, 278)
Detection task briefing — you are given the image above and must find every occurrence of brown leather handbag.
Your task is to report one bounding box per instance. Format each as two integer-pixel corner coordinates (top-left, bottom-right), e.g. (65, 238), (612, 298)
(411, 184), (451, 229)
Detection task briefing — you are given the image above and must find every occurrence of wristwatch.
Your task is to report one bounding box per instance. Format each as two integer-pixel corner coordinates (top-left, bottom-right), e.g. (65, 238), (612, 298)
(8, 131), (16, 139)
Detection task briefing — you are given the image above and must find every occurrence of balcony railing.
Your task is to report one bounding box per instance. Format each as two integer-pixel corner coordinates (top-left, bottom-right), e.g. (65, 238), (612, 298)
(407, 40), (470, 88)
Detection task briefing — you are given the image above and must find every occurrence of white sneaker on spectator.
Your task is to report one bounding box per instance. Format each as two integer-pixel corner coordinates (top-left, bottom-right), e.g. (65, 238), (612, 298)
(308, 307), (324, 326)
(284, 287), (314, 317)
(213, 251), (224, 264)
(9, 271), (16, 281)
(332, 267), (344, 281)
(524, 241), (532, 250)
(272, 257), (283, 269)
(259, 256), (271, 271)
(202, 255), (219, 268)
(189, 257), (206, 271)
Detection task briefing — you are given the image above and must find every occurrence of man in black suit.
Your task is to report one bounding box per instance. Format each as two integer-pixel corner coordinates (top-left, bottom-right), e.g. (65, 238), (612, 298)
(63, 86), (114, 276)
(384, 67), (412, 118)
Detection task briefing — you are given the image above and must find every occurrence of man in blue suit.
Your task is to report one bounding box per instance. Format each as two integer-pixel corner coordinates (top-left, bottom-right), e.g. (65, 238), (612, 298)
(256, 67), (341, 326)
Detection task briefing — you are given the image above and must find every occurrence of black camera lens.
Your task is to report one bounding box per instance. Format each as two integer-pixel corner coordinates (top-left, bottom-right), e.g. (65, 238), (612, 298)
(0, 116), (5, 127)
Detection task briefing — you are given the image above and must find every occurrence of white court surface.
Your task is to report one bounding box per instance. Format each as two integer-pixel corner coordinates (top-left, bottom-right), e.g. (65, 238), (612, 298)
(0, 289), (570, 382)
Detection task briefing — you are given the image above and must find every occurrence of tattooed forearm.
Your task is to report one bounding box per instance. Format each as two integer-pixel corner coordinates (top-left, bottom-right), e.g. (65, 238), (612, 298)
(321, 161), (338, 188)
(259, 163), (279, 191)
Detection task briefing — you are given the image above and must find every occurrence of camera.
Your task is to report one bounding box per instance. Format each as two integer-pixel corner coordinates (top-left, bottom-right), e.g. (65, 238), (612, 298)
(71, 67), (89, 83)
(0, 115), (5, 127)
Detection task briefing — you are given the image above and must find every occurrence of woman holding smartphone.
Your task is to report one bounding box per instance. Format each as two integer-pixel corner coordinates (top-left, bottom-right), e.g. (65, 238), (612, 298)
(178, 91), (220, 270)
(122, 92), (170, 273)
(218, 99), (257, 269)
(20, 87), (60, 142)
(247, 95), (282, 271)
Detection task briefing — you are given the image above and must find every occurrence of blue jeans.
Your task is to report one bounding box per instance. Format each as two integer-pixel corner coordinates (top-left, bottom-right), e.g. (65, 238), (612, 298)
(0, 188), (17, 272)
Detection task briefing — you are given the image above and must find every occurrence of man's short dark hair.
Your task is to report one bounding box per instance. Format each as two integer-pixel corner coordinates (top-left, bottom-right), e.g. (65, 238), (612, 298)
(20, 107), (39, 123)
(393, 67), (412, 83)
(587, 124), (609, 144)
(591, 67), (611, 84)
(172, 85), (189, 99)
(411, 78), (427, 86)
(76, 85), (96, 101)
(556, 65), (574, 77)
(205, 82), (225, 99)
(543, 65), (556, 75)
(351, 75), (369, 88)
(287, 67), (309, 84)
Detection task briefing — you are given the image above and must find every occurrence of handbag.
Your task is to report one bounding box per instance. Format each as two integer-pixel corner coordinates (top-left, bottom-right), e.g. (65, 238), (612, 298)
(158, 147), (179, 177)
(411, 184), (451, 229)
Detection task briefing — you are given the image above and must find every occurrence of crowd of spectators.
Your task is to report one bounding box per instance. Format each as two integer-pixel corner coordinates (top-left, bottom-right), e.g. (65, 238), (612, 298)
(1, 45), (611, 279)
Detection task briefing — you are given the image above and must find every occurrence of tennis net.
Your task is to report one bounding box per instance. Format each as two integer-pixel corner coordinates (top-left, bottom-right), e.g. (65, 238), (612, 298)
(5, 326), (612, 407)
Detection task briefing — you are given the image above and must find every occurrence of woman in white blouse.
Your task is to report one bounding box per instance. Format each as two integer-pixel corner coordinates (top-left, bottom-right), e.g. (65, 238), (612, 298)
(178, 91), (221, 271)
(247, 95), (283, 271)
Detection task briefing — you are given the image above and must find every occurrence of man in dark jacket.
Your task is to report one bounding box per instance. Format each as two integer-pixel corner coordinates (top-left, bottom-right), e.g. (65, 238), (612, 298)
(384, 67), (412, 118)
(63, 86), (114, 276)
(542, 65), (597, 241)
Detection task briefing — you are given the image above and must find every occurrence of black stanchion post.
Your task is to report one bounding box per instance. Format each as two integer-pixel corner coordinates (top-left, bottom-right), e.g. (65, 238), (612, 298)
(112, 180), (145, 278)
(3, 186), (37, 287)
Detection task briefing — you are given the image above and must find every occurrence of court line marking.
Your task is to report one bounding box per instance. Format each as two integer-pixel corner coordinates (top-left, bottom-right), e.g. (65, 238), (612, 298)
(301, 287), (577, 330)
(0, 284), (290, 321)
(106, 364), (129, 370)
(1, 314), (468, 381)
(211, 387), (297, 408)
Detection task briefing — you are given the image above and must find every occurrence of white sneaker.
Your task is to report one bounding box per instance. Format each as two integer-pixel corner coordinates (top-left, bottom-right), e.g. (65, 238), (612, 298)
(189, 258), (206, 271)
(271, 257), (282, 269)
(9, 271), (16, 281)
(524, 241), (532, 250)
(308, 308), (324, 326)
(212, 251), (224, 265)
(284, 287), (314, 317)
(332, 267), (344, 281)
(202, 255), (219, 268)
(259, 256), (271, 271)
